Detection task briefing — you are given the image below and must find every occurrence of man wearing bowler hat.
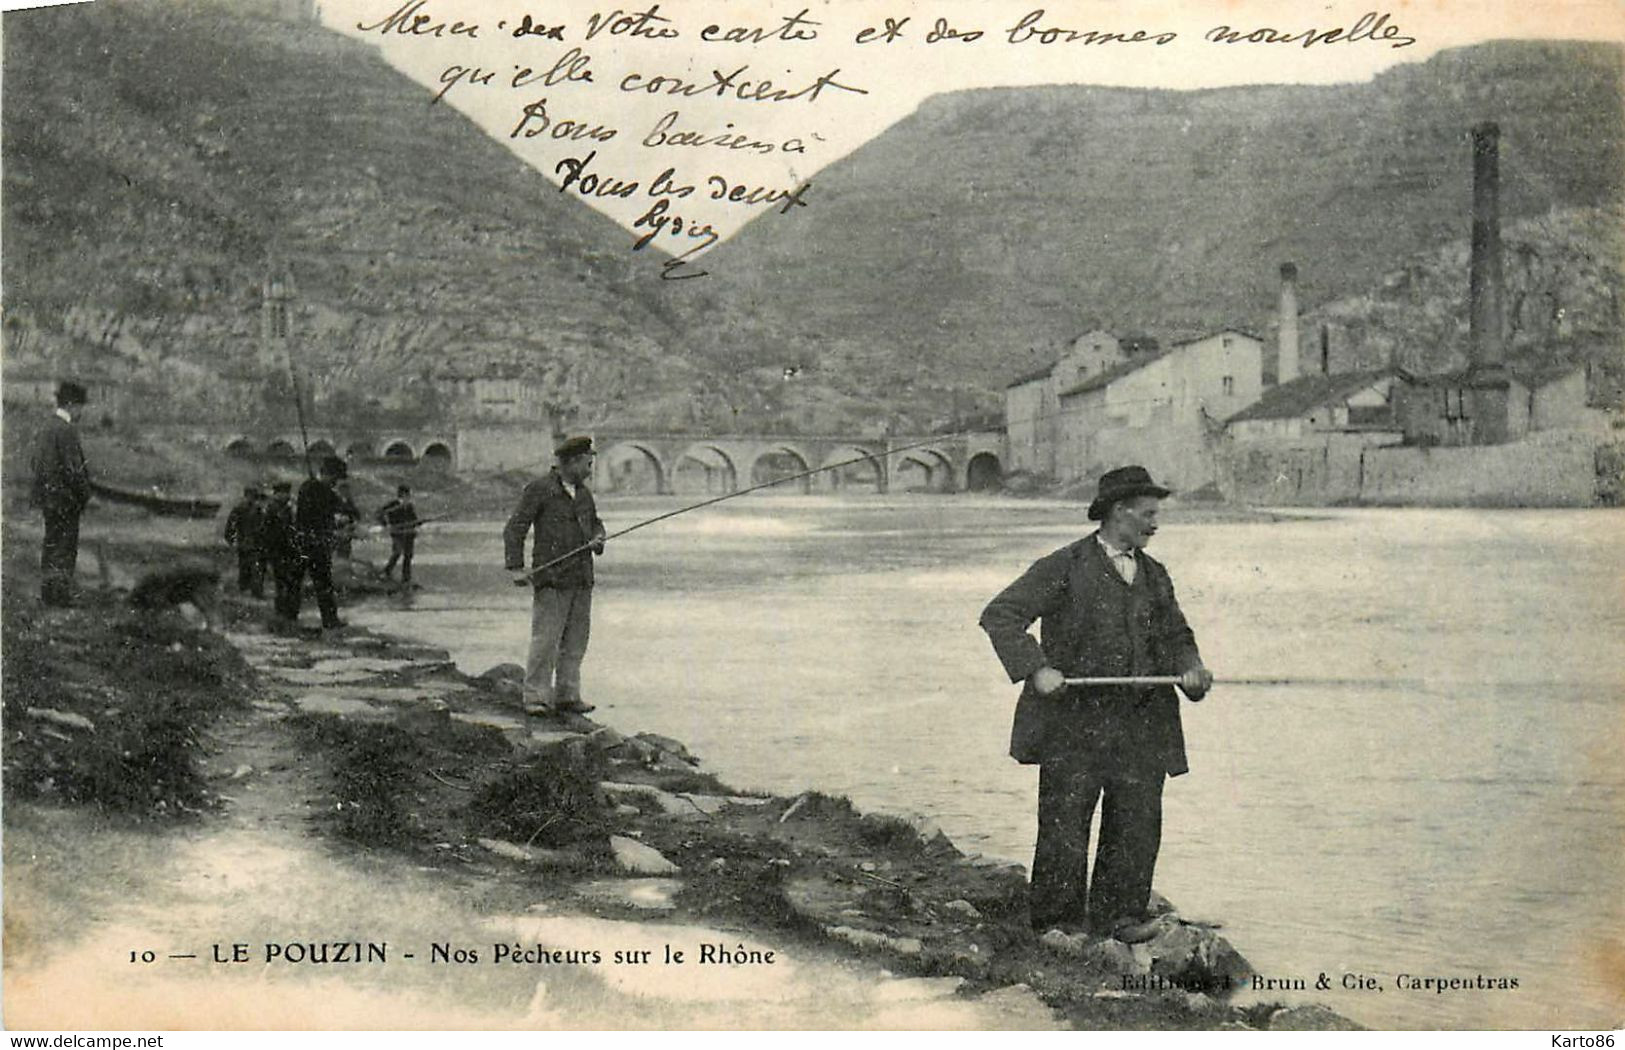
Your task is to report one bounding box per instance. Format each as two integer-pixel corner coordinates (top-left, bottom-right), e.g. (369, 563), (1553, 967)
(504, 435), (607, 715)
(29, 381), (92, 607)
(980, 465), (1213, 939)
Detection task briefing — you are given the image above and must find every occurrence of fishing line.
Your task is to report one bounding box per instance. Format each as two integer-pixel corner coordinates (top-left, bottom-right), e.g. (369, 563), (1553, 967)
(517, 430), (1004, 580)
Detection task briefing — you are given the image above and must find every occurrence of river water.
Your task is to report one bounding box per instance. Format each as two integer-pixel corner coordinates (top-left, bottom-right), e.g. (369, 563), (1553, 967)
(350, 497), (1625, 1030)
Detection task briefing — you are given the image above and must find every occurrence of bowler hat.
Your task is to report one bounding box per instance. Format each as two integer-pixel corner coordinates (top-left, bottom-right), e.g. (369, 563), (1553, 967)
(55, 381), (88, 406)
(1087, 465), (1171, 521)
(554, 435), (594, 460)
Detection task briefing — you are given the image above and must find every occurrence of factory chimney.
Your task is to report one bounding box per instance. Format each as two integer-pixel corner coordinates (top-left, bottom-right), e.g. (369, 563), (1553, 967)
(1277, 262), (1300, 385)
(1468, 122), (1506, 375)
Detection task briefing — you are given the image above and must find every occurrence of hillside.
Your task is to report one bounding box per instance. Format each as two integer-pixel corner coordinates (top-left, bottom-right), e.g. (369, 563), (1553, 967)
(1, 0), (709, 430)
(700, 40), (1623, 405)
(1304, 205), (1623, 402)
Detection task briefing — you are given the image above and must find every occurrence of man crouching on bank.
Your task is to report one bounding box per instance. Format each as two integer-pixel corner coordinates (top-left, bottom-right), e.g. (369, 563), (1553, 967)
(979, 465), (1213, 940)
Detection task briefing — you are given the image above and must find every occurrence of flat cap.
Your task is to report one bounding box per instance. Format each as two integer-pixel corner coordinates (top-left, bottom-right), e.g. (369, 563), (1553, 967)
(554, 435), (594, 459)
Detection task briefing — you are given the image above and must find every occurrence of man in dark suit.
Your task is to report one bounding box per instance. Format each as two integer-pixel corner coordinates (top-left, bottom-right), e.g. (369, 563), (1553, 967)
(504, 436), (607, 716)
(260, 480), (299, 626)
(29, 381), (92, 607)
(292, 456), (358, 631)
(223, 485), (268, 598)
(980, 465), (1213, 939)
(376, 484), (421, 585)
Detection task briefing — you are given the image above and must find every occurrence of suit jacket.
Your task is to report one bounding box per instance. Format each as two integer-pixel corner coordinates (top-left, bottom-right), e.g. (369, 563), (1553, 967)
(294, 478), (358, 551)
(979, 535), (1203, 773)
(503, 469), (605, 589)
(29, 414), (90, 514)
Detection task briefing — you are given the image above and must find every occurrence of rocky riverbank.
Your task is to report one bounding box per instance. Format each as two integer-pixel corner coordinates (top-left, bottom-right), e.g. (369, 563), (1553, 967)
(1, 520), (1359, 1031)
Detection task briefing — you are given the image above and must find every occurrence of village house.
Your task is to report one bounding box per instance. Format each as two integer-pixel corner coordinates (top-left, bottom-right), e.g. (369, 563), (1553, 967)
(1002, 329), (1161, 478)
(1226, 370), (1403, 442)
(1052, 329), (1263, 491)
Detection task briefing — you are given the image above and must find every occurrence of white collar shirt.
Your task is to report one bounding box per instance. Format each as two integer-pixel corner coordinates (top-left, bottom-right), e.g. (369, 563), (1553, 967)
(1096, 532), (1138, 584)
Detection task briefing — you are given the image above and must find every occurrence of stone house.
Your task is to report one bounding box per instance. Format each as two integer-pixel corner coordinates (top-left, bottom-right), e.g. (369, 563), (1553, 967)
(1054, 329), (1264, 490)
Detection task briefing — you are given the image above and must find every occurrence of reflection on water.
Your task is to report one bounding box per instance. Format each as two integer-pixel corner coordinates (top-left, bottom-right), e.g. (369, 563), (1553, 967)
(354, 498), (1625, 1029)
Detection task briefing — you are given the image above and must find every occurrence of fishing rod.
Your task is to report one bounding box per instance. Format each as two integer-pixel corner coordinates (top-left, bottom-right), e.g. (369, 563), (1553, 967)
(1053, 682), (1423, 692)
(515, 431), (969, 583)
(372, 513), (455, 537)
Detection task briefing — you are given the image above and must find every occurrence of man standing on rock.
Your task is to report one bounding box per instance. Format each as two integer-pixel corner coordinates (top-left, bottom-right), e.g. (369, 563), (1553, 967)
(979, 465), (1212, 940)
(29, 381), (92, 608)
(504, 436), (606, 716)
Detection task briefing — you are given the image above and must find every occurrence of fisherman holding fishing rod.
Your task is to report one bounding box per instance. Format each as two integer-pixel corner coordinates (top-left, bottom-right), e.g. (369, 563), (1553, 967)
(504, 436), (607, 717)
(980, 465), (1213, 941)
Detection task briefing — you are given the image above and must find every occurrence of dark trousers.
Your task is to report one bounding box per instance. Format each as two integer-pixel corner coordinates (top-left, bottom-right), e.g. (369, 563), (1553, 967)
(383, 535), (415, 582)
(236, 546), (265, 598)
(1031, 756), (1165, 932)
(281, 542), (342, 627)
(271, 552), (301, 621)
(40, 505), (82, 605)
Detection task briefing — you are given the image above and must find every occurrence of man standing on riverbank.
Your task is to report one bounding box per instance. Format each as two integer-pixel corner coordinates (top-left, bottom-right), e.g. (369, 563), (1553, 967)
(504, 436), (606, 716)
(377, 484), (421, 586)
(29, 381), (92, 608)
(979, 465), (1212, 940)
(292, 456), (358, 631)
(261, 480), (299, 626)
(224, 485), (267, 599)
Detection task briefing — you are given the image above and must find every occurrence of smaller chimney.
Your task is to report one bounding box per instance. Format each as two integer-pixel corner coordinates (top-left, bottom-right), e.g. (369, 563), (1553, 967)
(1277, 262), (1301, 384)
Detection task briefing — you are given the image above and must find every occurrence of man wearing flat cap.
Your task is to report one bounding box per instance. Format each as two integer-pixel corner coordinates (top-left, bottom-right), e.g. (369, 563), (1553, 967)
(980, 465), (1213, 939)
(29, 381), (92, 607)
(504, 435), (607, 715)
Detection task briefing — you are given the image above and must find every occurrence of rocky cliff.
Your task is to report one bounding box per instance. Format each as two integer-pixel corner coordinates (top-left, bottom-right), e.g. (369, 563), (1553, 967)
(2, 0), (703, 428)
(702, 40), (1623, 406)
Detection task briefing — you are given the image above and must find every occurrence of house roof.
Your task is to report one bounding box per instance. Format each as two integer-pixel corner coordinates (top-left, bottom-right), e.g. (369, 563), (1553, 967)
(1169, 327), (1263, 347)
(1402, 362), (1580, 390)
(1004, 362), (1057, 389)
(1058, 349), (1177, 398)
(1227, 370), (1395, 423)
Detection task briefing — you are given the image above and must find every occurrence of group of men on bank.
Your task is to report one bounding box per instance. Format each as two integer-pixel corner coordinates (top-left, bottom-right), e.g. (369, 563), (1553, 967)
(29, 380), (422, 631)
(33, 380), (1214, 944)
(224, 463), (424, 631)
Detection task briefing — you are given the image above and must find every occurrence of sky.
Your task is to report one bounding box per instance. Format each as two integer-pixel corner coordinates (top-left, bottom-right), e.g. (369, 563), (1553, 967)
(314, 0), (1625, 247)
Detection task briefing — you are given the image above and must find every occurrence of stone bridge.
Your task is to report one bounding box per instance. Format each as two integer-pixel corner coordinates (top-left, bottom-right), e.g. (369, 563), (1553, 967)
(579, 431), (1006, 495)
(146, 425), (459, 467)
(141, 424), (1008, 494)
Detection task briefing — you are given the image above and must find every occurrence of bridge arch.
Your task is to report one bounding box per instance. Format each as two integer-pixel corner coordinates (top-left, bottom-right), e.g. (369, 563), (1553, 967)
(224, 436), (254, 458)
(895, 447), (955, 493)
(381, 439), (416, 462)
(308, 438), (337, 458)
(965, 450), (1003, 492)
(818, 445), (884, 493)
(672, 443), (738, 495)
(602, 441), (668, 495)
(266, 438), (298, 459)
(421, 441), (454, 470)
(748, 444), (815, 494)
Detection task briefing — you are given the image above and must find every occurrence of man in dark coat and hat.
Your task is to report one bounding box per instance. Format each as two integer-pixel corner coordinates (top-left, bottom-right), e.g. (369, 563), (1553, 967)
(291, 456), (358, 631)
(260, 480), (299, 625)
(504, 436), (606, 716)
(223, 485), (268, 598)
(29, 381), (92, 607)
(980, 465), (1213, 939)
